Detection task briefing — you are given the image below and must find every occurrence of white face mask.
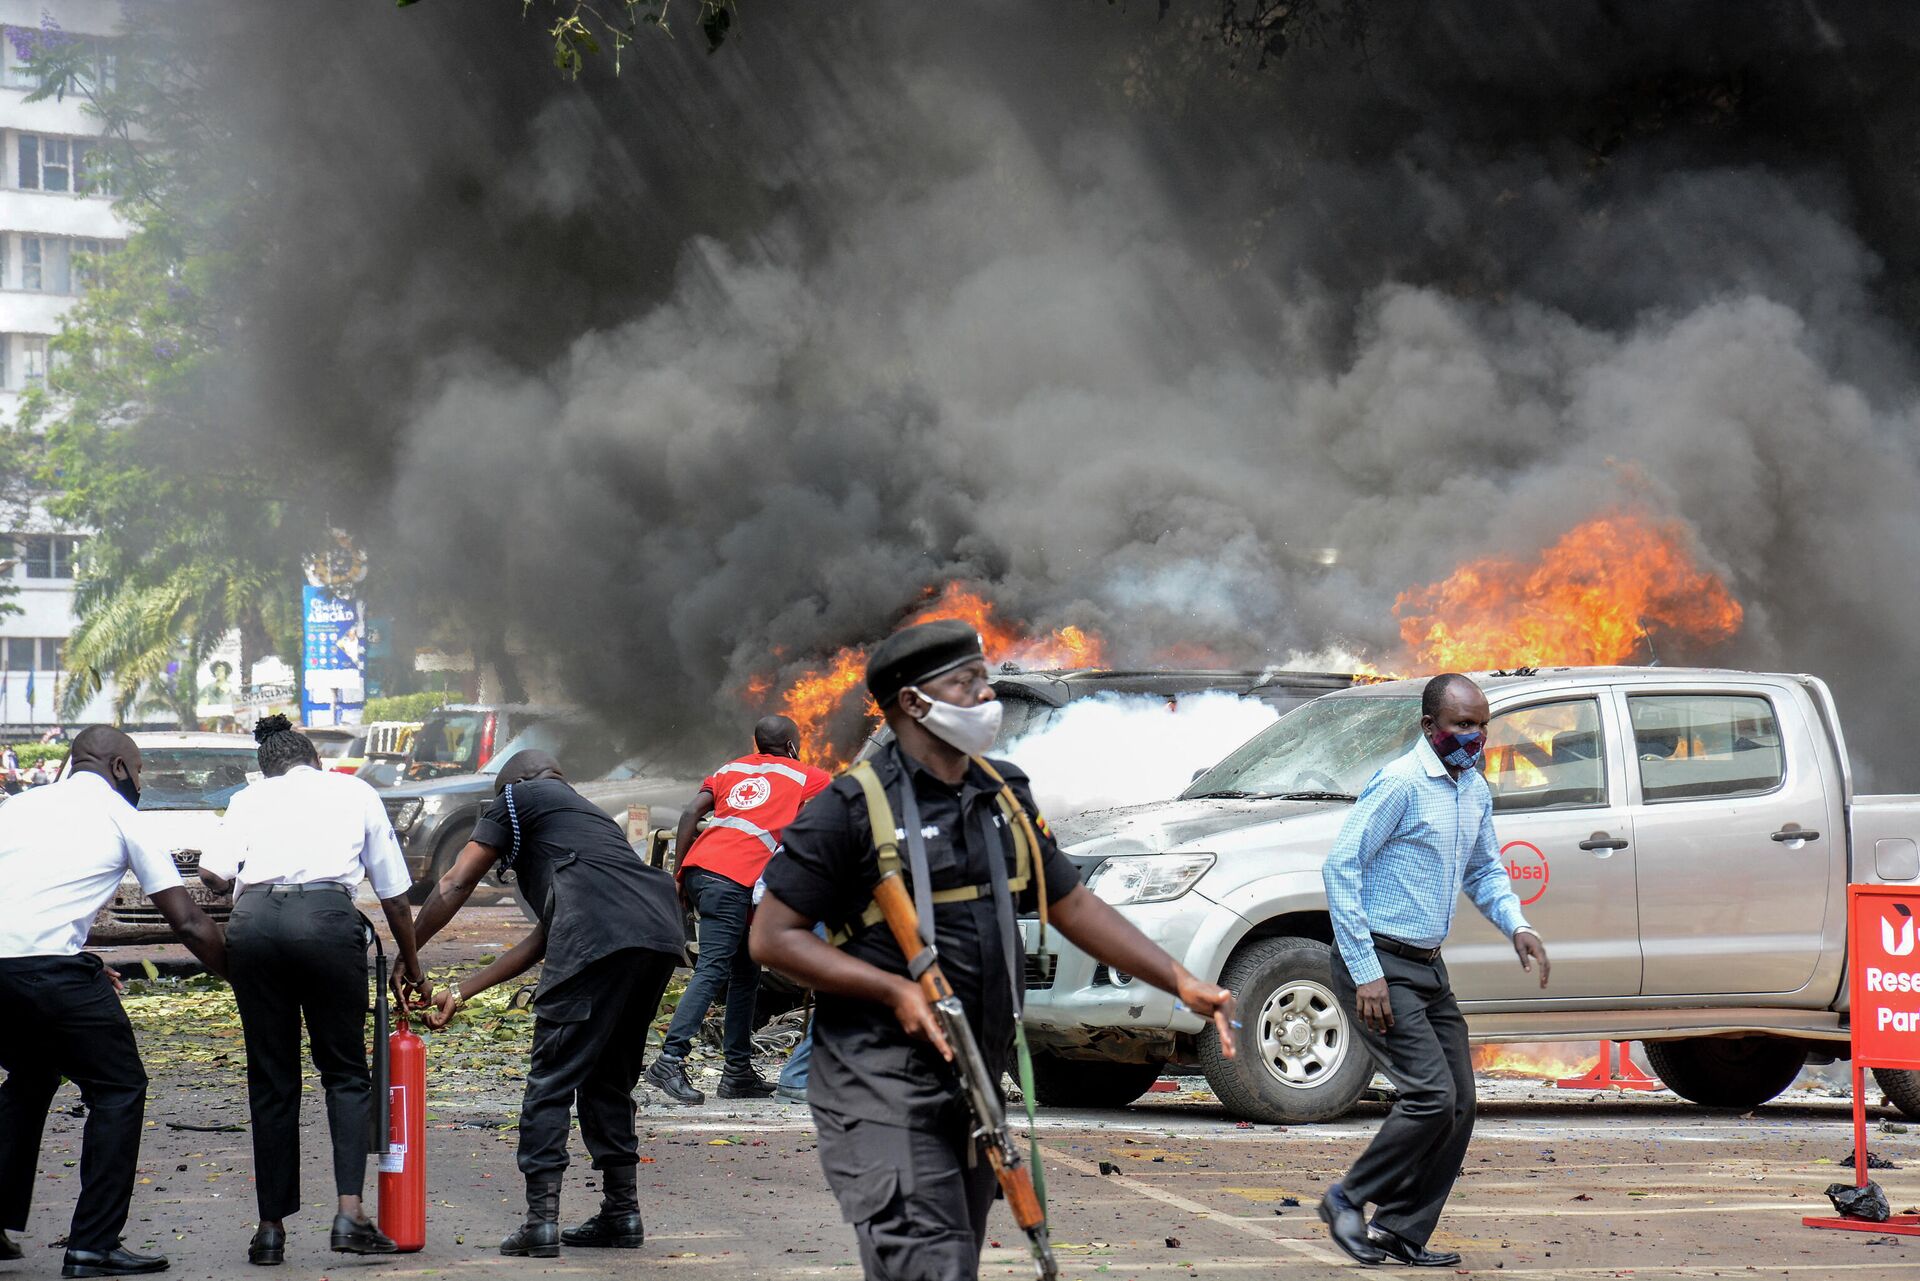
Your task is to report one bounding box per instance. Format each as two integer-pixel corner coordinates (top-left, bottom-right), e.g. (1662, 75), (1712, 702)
(907, 687), (1004, 756)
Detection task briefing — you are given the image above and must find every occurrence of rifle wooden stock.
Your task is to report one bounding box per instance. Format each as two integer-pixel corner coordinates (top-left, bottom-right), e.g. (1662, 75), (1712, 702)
(870, 872), (1055, 1255)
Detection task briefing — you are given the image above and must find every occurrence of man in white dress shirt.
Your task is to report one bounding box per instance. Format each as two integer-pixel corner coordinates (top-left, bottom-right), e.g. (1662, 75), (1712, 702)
(0, 726), (229, 1279)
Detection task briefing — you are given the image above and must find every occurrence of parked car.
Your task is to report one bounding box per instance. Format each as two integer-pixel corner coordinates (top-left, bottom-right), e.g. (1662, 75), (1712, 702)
(400, 704), (566, 783)
(77, 732), (255, 945)
(305, 725), (367, 775)
(354, 721), (422, 790)
(1020, 667), (1920, 1121)
(379, 714), (698, 908)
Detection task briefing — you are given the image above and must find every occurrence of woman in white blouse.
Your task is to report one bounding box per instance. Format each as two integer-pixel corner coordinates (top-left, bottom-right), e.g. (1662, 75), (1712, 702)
(199, 716), (425, 1266)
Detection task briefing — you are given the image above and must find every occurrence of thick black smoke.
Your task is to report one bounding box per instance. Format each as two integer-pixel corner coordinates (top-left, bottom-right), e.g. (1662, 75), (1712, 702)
(199, 2), (1920, 779)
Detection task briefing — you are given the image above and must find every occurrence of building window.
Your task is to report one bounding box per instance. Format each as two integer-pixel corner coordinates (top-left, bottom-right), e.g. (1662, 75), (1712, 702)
(4, 637), (33, 671)
(19, 335), (47, 388)
(19, 534), (77, 579)
(21, 235), (40, 290)
(18, 133), (71, 192)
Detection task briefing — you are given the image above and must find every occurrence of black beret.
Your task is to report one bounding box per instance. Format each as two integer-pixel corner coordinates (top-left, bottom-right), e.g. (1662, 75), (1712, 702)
(866, 619), (986, 705)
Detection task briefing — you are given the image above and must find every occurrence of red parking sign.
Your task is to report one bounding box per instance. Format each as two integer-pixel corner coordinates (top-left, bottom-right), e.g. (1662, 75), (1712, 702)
(1849, 883), (1920, 1070)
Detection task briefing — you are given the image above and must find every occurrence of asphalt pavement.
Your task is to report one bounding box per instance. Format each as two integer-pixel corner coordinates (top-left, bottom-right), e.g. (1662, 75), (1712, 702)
(17, 906), (1919, 1278)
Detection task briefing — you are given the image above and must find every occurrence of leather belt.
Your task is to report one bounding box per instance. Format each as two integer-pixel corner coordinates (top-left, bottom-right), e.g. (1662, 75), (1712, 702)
(1371, 933), (1443, 965)
(241, 882), (353, 897)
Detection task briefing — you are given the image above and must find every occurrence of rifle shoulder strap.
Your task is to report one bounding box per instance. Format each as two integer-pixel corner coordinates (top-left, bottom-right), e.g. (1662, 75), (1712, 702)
(829, 757), (1035, 946)
(970, 756), (1049, 947)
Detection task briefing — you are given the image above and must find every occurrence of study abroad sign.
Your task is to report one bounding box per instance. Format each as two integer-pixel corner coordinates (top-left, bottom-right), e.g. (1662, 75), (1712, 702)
(1849, 883), (1920, 1069)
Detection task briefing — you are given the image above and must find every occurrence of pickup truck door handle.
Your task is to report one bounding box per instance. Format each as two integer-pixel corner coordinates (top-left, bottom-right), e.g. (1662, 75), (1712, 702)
(1578, 836), (1629, 851)
(1770, 828), (1821, 843)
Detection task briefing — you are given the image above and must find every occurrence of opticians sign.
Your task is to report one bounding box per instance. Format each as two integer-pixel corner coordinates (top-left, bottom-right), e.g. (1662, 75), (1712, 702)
(1849, 883), (1920, 1069)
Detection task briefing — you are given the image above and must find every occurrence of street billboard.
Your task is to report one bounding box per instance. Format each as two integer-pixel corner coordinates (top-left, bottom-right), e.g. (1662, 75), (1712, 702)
(301, 585), (365, 726)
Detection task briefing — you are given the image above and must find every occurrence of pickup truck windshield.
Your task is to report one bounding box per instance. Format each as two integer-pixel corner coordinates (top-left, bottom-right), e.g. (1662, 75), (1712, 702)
(1183, 695), (1420, 800)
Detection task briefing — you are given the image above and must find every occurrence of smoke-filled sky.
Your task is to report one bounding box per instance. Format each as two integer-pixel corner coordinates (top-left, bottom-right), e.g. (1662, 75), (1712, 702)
(191, 2), (1920, 778)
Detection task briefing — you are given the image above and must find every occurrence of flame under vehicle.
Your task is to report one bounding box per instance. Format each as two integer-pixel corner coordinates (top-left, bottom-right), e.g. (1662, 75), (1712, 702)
(1021, 668), (1920, 1122)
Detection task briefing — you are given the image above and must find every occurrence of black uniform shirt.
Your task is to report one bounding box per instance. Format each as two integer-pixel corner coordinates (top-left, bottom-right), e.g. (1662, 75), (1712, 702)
(761, 746), (1079, 1126)
(471, 778), (687, 1010)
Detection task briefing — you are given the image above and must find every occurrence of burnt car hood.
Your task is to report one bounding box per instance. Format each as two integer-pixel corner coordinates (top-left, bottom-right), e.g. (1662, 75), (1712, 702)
(1054, 795), (1352, 863)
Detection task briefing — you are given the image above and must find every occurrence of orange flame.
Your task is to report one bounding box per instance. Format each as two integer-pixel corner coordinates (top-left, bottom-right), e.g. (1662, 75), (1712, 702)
(1471, 1043), (1595, 1081)
(1394, 512), (1742, 671)
(763, 583), (1109, 767)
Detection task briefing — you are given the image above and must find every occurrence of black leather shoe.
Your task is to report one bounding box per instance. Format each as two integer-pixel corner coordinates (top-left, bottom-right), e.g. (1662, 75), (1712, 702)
(61, 1247), (169, 1278)
(644, 1057), (705, 1105)
(247, 1224), (285, 1266)
(716, 1072), (776, 1099)
(0, 1230), (21, 1261)
(329, 1215), (397, 1255)
(1368, 1226), (1461, 1268)
(1316, 1185), (1385, 1266)
(559, 1211), (644, 1249)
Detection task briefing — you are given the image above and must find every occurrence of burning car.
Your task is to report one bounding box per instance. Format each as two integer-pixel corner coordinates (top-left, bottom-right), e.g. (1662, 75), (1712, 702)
(79, 732), (255, 945)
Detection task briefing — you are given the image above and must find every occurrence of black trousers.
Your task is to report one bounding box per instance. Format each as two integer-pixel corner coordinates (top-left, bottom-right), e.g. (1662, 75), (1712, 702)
(815, 1106), (998, 1281)
(0, 953), (148, 1251)
(1331, 948), (1475, 1249)
(227, 886), (373, 1220)
(518, 948), (676, 1182)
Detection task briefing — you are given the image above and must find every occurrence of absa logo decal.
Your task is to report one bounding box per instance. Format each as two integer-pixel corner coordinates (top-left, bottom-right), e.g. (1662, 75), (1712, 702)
(726, 776), (773, 811)
(1501, 840), (1549, 907)
(1886, 904), (1916, 957)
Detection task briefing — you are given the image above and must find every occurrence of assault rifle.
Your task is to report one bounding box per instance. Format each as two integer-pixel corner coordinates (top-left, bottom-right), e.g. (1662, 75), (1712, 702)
(870, 871), (1057, 1280)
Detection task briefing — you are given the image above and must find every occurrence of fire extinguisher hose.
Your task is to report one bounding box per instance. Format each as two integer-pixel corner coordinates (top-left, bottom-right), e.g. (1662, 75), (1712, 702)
(361, 913), (390, 1156)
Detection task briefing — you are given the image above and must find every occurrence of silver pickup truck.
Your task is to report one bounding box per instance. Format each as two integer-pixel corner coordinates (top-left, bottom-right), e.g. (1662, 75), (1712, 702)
(1020, 667), (1920, 1123)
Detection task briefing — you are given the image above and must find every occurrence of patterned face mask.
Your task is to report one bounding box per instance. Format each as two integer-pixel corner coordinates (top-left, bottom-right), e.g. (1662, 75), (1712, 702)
(1427, 727), (1486, 770)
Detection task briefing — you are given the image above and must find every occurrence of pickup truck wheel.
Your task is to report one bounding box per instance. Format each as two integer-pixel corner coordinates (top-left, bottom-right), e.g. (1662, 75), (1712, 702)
(1644, 1037), (1807, 1109)
(1199, 937), (1372, 1123)
(1028, 1052), (1165, 1110)
(1872, 1068), (1920, 1121)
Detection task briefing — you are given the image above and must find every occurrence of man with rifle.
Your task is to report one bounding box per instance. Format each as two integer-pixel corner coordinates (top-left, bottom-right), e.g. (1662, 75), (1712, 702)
(752, 620), (1237, 1281)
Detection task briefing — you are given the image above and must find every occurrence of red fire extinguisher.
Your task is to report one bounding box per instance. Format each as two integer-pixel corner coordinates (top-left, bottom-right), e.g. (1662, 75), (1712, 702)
(365, 924), (427, 1253)
(379, 1014), (427, 1252)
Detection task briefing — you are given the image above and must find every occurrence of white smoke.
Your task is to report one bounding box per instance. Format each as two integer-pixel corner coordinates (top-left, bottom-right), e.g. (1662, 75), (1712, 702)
(1001, 691), (1281, 818)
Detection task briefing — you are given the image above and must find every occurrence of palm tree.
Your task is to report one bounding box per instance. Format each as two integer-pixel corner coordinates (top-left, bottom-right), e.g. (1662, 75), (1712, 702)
(58, 516), (297, 725)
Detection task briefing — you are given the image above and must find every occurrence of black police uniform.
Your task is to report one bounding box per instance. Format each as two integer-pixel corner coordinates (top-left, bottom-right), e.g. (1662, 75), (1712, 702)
(761, 744), (1078, 1281)
(470, 779), (687, 1183)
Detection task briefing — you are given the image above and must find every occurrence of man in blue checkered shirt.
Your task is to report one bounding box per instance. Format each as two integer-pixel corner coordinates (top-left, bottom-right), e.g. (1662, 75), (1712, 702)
(1316, 673), (1550, 1268)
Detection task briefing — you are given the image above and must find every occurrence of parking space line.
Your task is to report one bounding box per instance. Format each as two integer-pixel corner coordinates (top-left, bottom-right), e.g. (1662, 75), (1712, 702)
(1044, 1149), (1348, 1267)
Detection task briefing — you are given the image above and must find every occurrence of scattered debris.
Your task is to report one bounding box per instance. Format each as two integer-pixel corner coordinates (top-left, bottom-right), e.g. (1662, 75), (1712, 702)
(1840, 1148), (1900, 1170)
(1098, 1162), (1118, 1176)
(1280, 1196), (1300, 1207)
(1826, 1181), (1891, 1222)
(164, 1123), (242, 1133)
(1164, 1237), (1180, 1248)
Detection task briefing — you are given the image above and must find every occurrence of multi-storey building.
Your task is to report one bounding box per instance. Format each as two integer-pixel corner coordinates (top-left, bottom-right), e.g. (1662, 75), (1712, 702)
(0, 0), (123, 730)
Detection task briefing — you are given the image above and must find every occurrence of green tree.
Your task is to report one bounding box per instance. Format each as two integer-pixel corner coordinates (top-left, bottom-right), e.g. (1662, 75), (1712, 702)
(397, 0), (737, 76)
(16, 11), (311, 723)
